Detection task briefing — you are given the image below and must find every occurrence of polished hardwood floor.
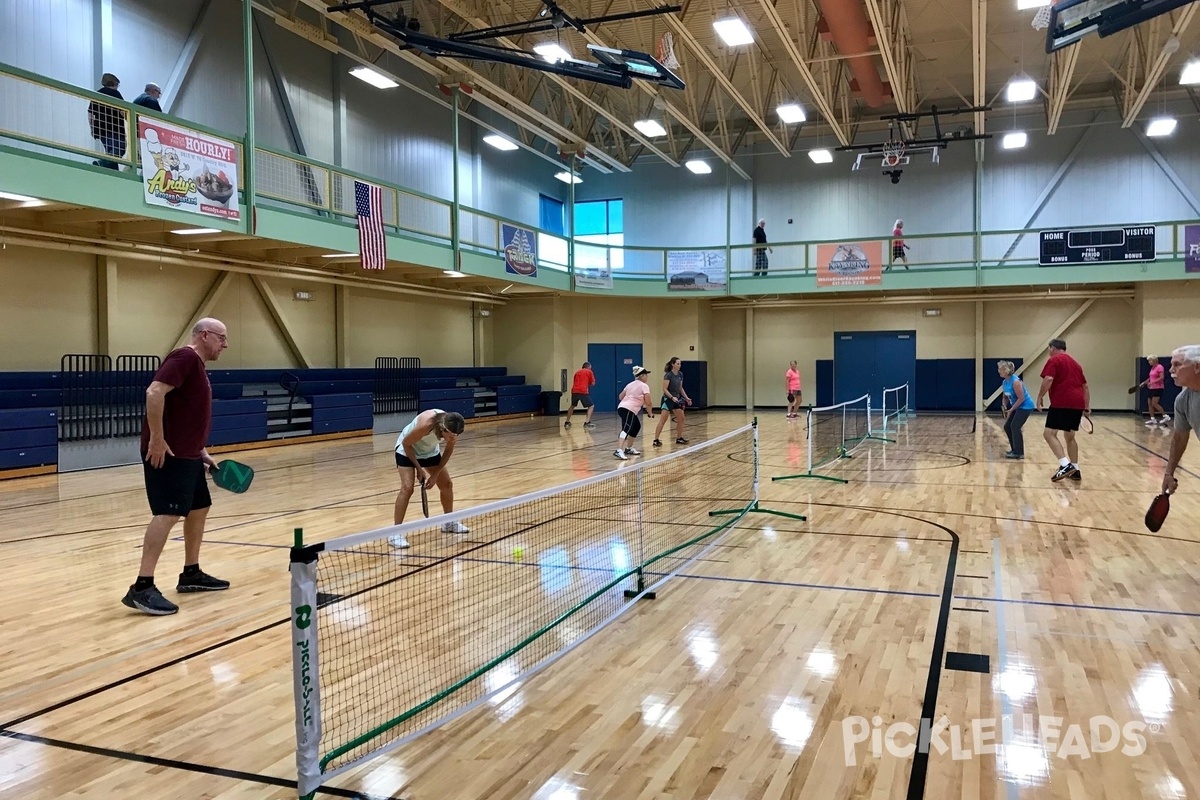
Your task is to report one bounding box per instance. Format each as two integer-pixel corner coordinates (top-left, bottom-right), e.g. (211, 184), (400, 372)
(0, 409), (1197, 799)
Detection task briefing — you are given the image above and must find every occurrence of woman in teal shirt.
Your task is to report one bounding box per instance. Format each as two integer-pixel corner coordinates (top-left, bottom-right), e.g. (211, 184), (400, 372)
(999, 360), (1034, 459)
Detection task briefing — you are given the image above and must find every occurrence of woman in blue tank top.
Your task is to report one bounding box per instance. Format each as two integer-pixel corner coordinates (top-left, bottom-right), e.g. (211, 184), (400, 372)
(999, 361), (1034, 459)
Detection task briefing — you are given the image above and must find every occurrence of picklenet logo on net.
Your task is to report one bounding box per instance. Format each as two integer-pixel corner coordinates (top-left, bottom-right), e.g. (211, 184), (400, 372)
(842, 714), (1149, 765)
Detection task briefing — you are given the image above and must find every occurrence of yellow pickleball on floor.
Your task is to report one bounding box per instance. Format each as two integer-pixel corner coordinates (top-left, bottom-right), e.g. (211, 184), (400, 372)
(513, 546), (524, 561)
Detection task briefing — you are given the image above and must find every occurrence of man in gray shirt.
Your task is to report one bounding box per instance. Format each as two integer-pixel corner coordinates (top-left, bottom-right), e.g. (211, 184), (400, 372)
(1164, 344), (1200, 494)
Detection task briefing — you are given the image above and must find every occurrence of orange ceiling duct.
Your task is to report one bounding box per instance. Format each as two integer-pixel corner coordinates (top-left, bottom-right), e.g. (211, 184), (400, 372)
(815, 0), (889, 108)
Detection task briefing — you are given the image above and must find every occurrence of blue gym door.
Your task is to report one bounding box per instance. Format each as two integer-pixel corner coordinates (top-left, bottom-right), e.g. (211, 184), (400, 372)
(833, 331), (916, 410)
(587, 343), (644, 413)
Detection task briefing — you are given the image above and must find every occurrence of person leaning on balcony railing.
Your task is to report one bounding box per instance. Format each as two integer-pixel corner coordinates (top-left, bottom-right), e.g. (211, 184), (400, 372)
(87, 72), (127, 170)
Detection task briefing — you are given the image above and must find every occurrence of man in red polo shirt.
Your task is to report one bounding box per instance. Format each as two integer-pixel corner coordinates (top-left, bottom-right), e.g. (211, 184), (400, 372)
(564, 361), (596, 428)
(1036, 338), (1090, 483)
(122, 318), (230, 615)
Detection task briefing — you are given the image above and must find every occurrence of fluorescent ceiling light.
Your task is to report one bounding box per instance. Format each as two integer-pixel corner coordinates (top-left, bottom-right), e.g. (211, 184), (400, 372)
(554, 171), (582, 184)
(1180, 59), (1200, 85)
(483, 134), (518, 151)
(1006, 78), (1038, 102)
(321, 252), (359, 258)
(534, 43), (571, 63)
(443, 270), (467, 277)
(1001, 131), (1028, 149)
(170, 227), (221, 235)
(807, 148), (833, 163)
(349, 66), (398, 89)
(684, 160), (712, 175)
(1146, 116), (1177, 137)
(713, 17), (754, 46)
(1016, 0), (1049, 9)
(776, 103), (806, 124)
(634, 119), (667, 137)
(0, 191), (45, 206)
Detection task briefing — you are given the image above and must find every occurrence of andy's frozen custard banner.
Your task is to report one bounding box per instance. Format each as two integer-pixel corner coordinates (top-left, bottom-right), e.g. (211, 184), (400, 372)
(138, 119), (240, 221)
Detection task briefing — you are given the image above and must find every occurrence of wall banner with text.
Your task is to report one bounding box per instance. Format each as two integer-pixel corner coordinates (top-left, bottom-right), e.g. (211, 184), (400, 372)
(816, 241), (883, 287)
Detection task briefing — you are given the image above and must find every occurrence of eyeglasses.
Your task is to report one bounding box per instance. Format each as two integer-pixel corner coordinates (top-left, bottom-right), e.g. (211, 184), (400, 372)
(201, 330), (228, 343)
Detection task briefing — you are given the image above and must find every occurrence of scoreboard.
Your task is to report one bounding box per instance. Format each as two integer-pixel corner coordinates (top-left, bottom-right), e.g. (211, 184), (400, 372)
(1039, 226), (1156, 266)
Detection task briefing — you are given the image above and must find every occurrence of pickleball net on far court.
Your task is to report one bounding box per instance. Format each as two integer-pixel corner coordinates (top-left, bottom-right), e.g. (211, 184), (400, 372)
(289, 422), (762, 798)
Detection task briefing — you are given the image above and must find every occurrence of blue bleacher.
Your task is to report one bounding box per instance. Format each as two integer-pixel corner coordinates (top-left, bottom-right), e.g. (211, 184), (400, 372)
(0, 407), (58, 469)
(310, 393), (373, 435)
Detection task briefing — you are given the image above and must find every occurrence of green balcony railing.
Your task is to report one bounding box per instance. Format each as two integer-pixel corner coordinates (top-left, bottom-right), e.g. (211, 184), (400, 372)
(1, 60), (1196, 292)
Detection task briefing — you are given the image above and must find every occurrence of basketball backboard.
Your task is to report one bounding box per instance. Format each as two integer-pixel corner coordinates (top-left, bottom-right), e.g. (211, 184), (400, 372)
(587, 44), (685, 91)
(1047, 0), (1194, 52)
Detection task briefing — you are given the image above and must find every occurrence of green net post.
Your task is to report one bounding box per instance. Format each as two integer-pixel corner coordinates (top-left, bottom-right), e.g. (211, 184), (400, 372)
(624, 470), (657, 600)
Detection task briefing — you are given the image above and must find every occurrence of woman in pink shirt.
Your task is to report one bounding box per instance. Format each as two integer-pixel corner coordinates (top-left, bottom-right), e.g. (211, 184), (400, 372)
(785, 361), (802, 418)
(1140, 355), (1170, 426)
(887, 218), (908, 271)
(615, 366), (653, 460)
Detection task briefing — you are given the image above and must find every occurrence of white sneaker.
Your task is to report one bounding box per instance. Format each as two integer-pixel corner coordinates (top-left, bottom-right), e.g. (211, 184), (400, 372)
(441, 520), (470, 534)
(1162, 415), (1170, 424)
(1145, 418), (1158, 426)
(626, 447), (641, 455)
(614, 449), (627, 460)
(389, 534), (410, 549)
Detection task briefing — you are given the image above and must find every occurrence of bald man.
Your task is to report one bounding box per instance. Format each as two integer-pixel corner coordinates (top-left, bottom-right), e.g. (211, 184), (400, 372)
(122, 318), (230, 616)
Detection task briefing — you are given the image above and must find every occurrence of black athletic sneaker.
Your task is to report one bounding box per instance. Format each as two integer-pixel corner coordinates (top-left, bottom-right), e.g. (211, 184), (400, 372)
(564, 420), (572, 428)
(583, 422), (597, 428)
(177, 569), (231, 593)
(675, 437), (688, 445)
(653, 439), (663, 447)
(1069, 467), (1082, 481)
(1051, 464), (1079, 482)
(121, 584), (179, 616)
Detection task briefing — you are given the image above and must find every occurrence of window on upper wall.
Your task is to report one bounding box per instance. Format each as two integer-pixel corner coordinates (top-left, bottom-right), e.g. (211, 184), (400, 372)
(539, 194), (565, 235)
(575, 198), (624, 269)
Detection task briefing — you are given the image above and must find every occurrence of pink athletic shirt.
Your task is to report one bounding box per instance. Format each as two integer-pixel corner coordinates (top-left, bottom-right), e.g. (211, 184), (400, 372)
(618, 379), (651, 413)
(1149, 363), (1165, 390)
(786, 367), (802, 392)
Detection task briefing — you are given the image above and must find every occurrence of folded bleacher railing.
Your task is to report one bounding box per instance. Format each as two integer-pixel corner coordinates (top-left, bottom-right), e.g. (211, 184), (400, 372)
(59, 353), (160, 442)
(373, 357), (421, 415)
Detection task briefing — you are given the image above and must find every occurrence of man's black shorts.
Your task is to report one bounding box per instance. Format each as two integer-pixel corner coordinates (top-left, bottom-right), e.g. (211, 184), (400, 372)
(396, 452), (443, 469)
(143, 455), (211, 517)
(1045, 407), (1084, 432)
(570, 393), (594, 409)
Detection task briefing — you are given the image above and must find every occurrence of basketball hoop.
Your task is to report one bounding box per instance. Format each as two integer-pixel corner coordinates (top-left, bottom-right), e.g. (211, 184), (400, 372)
(881, 139), (905, 169)
(1032, 4), (1052, 31)
(657, 31), (681, 70)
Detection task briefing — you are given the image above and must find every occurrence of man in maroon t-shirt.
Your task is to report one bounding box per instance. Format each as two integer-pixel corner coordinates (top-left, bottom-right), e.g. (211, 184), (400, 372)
(1036, 338), (1090, 483)
(564, 361), (596, 428)
(122, 318), (229, 616)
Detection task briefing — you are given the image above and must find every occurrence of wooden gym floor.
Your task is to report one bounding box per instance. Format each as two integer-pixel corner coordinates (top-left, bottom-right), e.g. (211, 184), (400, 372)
(0, 409), (1197, 799)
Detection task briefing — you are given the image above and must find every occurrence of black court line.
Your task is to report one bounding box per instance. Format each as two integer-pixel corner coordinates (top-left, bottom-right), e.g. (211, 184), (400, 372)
(1109, 428), (1200, 480)
(957, 574), (990, 579)
(960, 550), (990, 554)
(951, 606), (990, 613)
(0, 730), (394, 799)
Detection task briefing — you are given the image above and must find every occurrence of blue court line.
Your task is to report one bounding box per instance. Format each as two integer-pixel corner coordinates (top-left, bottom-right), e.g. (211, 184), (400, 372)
(955, 594), (1200, 619)
(654, 571), (940, 599)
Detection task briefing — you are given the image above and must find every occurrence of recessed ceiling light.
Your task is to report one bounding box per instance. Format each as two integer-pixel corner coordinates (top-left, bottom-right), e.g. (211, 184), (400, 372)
(1006, 78), (1038, 103)
(170, 227), (221, 235)
(349, 66), (398, 89)
(776, 103), (806, 124)
(534, 43), (572, 63)
(483, 134), (518, 151)
(1001, 131), (1028, 149)
(443, 270), (467, 277)
(321, 252), (359, 258)
(634, 119), (667, 137)
(684, 160), (712, 175)
(0, 191), (46, 206)
(1146, 116), (1177, 137)
(554, 171), (583, 184)
(1181, 59), (1200, 85)
(713, 17), (754, 47)
(1016, 0), (1050, 9)
(807, 148), (833, 163)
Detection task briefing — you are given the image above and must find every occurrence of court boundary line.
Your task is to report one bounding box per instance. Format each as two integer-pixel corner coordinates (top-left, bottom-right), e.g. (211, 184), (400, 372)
(0, 730), (393, 799)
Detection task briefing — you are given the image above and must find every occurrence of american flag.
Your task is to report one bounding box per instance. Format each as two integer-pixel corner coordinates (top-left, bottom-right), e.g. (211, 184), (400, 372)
(355, 179), (386, 270)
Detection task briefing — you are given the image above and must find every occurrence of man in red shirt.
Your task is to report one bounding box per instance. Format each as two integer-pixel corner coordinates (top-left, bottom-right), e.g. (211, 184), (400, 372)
(122, 318), (229, 615)
(564, 361), (596, 428)
(1036, 338), (1090, 483)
